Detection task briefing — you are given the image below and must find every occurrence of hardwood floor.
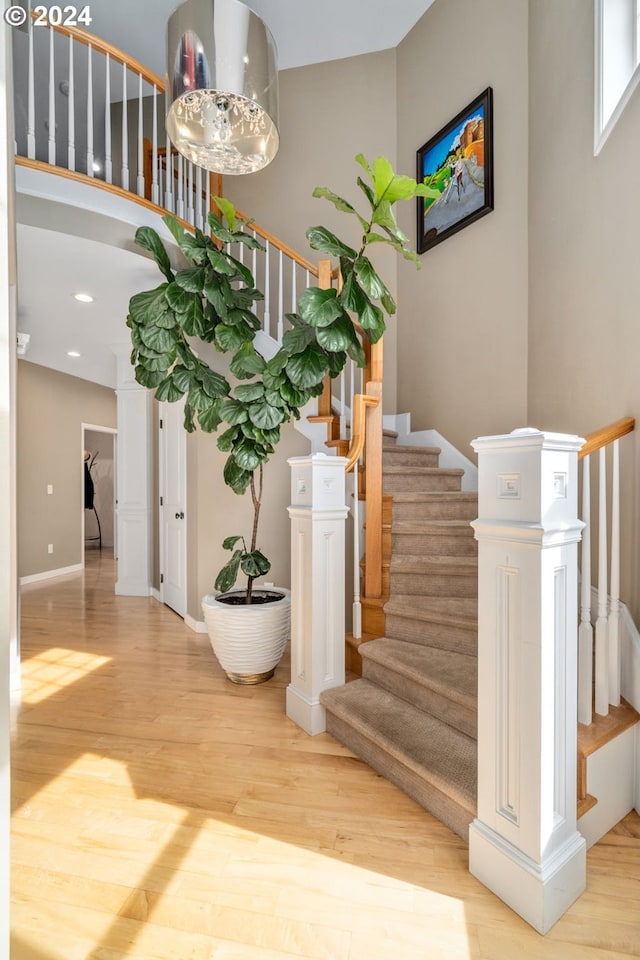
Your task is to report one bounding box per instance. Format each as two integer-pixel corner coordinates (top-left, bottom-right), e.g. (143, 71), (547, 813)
(11, 551), (640, 960)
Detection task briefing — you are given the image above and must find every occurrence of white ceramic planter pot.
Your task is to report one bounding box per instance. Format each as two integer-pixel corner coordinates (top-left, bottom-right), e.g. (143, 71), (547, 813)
(201, 587), (291, 684)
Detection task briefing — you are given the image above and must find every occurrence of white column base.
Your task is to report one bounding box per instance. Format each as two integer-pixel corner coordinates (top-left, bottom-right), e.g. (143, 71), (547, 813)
(286, 685), (326, 736)
(469, 819), (586, 935)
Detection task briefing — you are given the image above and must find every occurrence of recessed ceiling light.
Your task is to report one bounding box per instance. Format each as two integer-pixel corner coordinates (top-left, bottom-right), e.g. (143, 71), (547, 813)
(67, 350), (81, 358)
(74, 293), (94, 303)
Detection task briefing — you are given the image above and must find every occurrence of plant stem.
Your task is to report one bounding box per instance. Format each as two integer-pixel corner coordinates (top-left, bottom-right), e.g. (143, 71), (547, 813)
(246, 464), (263, 604)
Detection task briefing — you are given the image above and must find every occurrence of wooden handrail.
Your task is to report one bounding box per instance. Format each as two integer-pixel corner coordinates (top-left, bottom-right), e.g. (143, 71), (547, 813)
(579, 417), (635, 459)
(345, 394), (379, 472)
(30, 13), (165, 91)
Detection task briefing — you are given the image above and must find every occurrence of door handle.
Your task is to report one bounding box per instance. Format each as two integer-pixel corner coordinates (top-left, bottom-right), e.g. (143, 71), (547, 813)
(175, 511), (185, 520)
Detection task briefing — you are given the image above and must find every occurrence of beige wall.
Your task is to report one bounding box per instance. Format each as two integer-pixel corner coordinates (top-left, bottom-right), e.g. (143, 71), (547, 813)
(17, 361), (116, 577)
(224, 50), (400, 412)
(395, 0), (530, 457)
(528, 0), (640, 620)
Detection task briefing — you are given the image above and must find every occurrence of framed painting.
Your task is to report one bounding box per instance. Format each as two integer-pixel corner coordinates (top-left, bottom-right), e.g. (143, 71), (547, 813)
(416, 87), (494, 254)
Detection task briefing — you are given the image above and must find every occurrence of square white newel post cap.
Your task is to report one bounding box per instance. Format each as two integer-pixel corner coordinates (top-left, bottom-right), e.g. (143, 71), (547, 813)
(288, 453), (349, 514)
(470, 427), (586, 537)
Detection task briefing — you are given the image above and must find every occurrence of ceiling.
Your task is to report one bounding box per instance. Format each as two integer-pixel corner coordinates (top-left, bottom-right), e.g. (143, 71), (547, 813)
(16, 0), (436, 388)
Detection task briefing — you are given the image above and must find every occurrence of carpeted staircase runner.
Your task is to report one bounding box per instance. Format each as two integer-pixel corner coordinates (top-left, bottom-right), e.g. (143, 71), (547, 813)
(321, 434), (479, 839)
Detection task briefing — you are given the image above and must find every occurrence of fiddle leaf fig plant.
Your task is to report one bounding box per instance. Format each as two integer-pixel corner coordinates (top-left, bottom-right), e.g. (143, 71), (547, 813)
(127, 155), (428, 603)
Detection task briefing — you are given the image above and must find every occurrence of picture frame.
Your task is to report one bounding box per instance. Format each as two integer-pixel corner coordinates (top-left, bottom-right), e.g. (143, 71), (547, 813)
(416, 87), (494, 254)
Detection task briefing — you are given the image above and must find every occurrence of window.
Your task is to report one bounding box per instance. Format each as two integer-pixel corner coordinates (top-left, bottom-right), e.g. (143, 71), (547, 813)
(595, 0), (640, 153)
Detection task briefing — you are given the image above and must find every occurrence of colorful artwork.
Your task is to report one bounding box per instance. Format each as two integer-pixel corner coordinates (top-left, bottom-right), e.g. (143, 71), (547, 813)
(417, 88), (494, 253)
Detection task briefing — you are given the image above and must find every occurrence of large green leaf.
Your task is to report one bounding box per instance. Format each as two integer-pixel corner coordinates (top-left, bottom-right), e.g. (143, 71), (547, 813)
(175, 342), (197, 370)
(339, 271), (368, 316)
(215, 321), (253, 352)
(305, 226), (357, 260)
(207, 247), (237, 276)
(137, 352), (174, 373)
(223, 456), (252, 495)
(220, 398), (249, 425)
(356, 175), (375, 207)
(371, 156), (395, 203)
(129, 285), (171, 326)
(241, 550), (271, 578)
(198, 401), (223, 433)
(217, 426), (240, 452)
(248, 401), (285, 430)
(163, 215), (208, 264)
(279, 379), (309, 407)
(135, 226), (174, 283)
(175, 268), (206, 293)
(226, 254), (254, 286)
(371, 201), (407, 241)
(155, 376), (185, 403)
(166, 282), (197, 313)
(359, 300), (386, 343)
(207, 212), (235, 244)
(134, 365), (165, 388)
(232, 440), (263, 472)
(222, 535), (243, 551)
(230, 342), (266, 379)
(214, 550), (242, 592)
(311, 186), (368, 232)
(171, 364), (193, 393)
(315, 314), (360, 353)
(298, 287), (344, 328)
(213, 196), (237, 231)
(181, 297), (206, 337)
(139, 324), (177, 354)
(353, 256), (386, 301)
(203, 275), (228, 317)
(282, 325), (315, 355)
(235, 381), (265, 402)
(286, 344), (329, 388)
(196, 365), (229, 398)
(355, 153), (373, 180)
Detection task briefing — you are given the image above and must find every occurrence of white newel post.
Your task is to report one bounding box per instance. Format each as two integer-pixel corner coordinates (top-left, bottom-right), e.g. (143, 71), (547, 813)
(114, 346), (152, 596)
(286, 454), (348, 735)
(469, 428), (586, 935)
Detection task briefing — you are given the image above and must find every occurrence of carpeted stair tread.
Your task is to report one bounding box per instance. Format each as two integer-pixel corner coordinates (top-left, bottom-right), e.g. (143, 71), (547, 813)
(391, 491), (478, 503)
(361, 637), (477, 711)
(321, 679), (477, 820)
(385, 594), (477, 627)
(393, 519), (475, 535)
(384, 465), (464, 477)
(385, 444), (441, 457)
(391, 554), (477, 574)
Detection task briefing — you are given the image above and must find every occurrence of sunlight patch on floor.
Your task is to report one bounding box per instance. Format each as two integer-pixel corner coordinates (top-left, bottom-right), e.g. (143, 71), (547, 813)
(20, 647), (112, 704)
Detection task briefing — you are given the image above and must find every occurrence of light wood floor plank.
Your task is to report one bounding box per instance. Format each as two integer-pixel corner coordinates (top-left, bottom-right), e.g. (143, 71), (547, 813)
(11, 551), (640, 960)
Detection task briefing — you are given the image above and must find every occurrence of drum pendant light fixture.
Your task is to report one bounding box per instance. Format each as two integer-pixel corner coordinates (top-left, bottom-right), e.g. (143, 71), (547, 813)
(166, 0), (279, 175)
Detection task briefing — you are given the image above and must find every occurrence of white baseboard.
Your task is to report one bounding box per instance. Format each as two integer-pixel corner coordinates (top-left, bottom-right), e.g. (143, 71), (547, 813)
(185, 613), (208, 634)
(20, 563), (83, 585)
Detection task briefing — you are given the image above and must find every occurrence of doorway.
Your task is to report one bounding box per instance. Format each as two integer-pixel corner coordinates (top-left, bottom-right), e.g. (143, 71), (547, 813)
(82, 423), (117, 563)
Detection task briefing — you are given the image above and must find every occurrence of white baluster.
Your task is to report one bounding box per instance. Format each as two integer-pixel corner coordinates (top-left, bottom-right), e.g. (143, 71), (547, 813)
(48, 27), (56, 165)
(595, 447), (609, 716)
(196, 165), (202, 230)
(136, 74), (144, 196)
(164, 90), (173, 212)
(609, 440), (621, 706)
(263, 240), (271, 335)
(578, 454), (593, 725)
(352, 465), (362, 639)
(252, 230), (257, 281)
(104, 54), (112, 183)
(277, 249), (284, 343)
(187, 161), (194, 225)
(121, 63), (128, 191)
(176, 153), (184, 219)
(204, 170), (210, 228)
(291, 259), (297, 312)
(151, 85), (159, 205)
(339, 369), (346, 439)
(67, 35), (75, 171)
(86, 45), (93, 176)
(27, 7), (36, 158)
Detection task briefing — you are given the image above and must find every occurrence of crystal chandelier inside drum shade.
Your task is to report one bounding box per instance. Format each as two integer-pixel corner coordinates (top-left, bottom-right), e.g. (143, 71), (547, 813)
(166, 0), (279, 175)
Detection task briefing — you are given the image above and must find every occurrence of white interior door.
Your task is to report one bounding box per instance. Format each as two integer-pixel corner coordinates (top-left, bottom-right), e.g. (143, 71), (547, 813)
(159, 399), (187, 617)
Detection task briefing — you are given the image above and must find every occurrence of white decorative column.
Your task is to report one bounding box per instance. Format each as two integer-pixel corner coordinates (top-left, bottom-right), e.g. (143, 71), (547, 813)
(114, 346), (152, 596)
(287, 454), (349, 735)
(469, 428), (586, 935)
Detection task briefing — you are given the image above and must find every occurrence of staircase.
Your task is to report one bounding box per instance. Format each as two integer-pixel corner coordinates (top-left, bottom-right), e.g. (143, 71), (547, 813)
(321, 433), (479, 839)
